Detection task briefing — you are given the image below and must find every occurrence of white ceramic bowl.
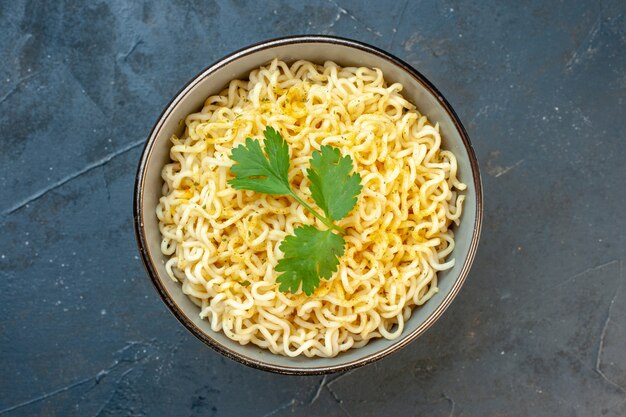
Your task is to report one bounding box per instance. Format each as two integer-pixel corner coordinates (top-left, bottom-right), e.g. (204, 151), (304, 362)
(134, 35), (483, 374)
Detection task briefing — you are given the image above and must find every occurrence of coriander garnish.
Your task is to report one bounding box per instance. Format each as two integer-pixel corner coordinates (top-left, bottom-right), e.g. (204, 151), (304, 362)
(228, 126), (362, 295)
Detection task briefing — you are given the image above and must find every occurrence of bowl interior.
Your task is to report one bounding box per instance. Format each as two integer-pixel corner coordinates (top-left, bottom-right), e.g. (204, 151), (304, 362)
(137, 38), (481, 373)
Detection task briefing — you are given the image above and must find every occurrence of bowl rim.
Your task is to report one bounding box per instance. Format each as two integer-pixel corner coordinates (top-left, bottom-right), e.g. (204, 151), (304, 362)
(134, 35), (483, 375)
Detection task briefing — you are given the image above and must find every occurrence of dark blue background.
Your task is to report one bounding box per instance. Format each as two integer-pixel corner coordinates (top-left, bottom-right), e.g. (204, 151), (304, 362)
(1, 1), (625, 416)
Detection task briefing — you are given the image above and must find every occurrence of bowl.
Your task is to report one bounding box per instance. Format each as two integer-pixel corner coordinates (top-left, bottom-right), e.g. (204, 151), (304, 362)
(134, 35), (483, 375)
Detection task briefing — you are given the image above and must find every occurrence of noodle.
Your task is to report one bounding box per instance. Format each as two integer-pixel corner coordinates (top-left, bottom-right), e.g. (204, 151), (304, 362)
(156, 59), (466, 357)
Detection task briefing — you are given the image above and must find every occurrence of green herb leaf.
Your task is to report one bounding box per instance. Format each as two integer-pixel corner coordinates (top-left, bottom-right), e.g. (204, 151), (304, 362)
(228, 126), (363, 296)
(307, 145), (362, 221)
(275, 225), (345, 295)
(228, 126), (291, 195)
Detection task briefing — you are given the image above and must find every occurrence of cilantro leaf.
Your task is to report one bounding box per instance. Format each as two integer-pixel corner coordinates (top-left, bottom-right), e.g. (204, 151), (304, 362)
(275, 225), (345, 295)
(227, 126), (364, 296)
(228, 126), (291, 195)
(307, 145), (362, 221)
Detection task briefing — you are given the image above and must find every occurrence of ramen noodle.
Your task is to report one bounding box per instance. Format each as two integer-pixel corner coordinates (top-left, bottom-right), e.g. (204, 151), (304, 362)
(156, 59), (466, 357)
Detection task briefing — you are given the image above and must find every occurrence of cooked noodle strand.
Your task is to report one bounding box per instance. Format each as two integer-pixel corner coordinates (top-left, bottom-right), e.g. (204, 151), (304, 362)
(157, 59), (465, 357)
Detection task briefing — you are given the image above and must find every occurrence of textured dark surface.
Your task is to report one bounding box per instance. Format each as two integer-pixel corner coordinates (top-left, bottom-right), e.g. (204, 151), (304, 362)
(1, 0), (625, 416)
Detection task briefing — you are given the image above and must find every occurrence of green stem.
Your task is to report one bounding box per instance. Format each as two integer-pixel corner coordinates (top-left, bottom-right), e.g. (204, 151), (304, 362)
(289, 191), (346, 234)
